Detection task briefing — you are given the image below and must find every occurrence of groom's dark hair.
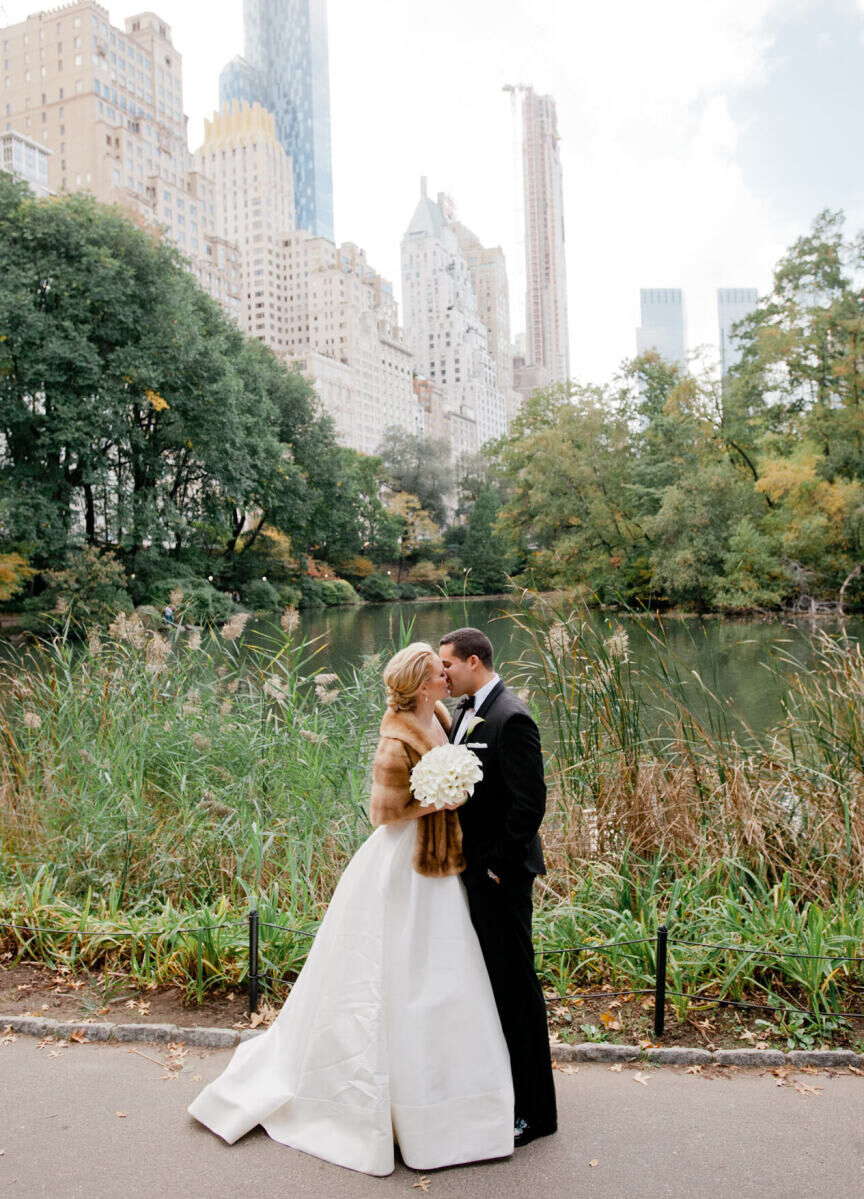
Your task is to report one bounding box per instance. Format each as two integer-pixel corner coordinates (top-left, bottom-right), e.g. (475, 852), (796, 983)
(439, 627), (494, 669)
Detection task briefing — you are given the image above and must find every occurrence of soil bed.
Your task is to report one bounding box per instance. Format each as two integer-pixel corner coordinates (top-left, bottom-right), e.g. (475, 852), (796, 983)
(4, 961), (863, 1052)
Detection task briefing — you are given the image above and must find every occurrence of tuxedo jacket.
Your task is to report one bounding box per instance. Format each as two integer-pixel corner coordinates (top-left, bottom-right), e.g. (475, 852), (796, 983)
(451, 680), (547, 884)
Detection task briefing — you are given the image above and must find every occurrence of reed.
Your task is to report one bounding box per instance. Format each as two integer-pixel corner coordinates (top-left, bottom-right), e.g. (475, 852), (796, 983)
(3, 602), (864, 1031)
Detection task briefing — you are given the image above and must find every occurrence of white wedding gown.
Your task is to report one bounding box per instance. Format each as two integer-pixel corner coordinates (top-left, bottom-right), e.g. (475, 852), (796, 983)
(188, 820), (514, 1175)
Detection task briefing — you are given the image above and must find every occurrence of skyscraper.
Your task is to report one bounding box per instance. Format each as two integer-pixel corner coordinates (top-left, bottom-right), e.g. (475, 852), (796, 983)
(520, 87), (570, 389)
(401, 180), (506, 454)
(0, 4), (240, 318)
(220, 0), (334, 241)
(194, 100), (295, 346)
(717, 288), (758, 376)
(636, 289), (687, 369)
(451, 218), (521, 427)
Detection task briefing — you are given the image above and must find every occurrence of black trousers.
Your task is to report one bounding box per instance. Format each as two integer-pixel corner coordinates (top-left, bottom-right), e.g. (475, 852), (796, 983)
(464, 871), (557, 1133)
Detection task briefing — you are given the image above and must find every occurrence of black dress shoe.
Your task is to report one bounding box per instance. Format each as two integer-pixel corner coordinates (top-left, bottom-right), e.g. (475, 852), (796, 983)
(513, 1118), (556, 1148)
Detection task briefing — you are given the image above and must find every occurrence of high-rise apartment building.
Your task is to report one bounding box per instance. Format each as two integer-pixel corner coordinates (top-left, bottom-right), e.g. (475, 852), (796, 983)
(520, 87), (570, 391)
(717, 288), (758, 376)
(636, 289), (687, 369)
(0, 3), (240, 318)
(194, 100), (295, 346)
(401, 179), (506, 453)
(220, 0), (333, 241)
(282, 232), (417, 455)
(452, 219), (521, 427)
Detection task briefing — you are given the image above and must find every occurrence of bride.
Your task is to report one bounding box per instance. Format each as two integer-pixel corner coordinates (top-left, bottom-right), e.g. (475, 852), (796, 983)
(188, 642), (514, 1175)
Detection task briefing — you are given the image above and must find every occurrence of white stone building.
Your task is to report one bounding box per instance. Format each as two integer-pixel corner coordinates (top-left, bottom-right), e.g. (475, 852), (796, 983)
(281, 232), (417, 456)
(401, 179), (506, 453)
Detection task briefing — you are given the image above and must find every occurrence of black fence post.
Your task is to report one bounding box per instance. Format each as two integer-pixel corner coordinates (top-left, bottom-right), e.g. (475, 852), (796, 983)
(653, 924), (668, 1039)
(248, 909), (259, 1014)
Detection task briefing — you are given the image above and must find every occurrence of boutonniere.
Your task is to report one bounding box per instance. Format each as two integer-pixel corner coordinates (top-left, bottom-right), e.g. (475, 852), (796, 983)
(466, 715), (485, 736)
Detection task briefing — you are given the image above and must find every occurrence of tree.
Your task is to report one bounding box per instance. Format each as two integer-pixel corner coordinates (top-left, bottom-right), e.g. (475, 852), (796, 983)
(0, 179), (358, 591)
(376, 427), (454, 525)
(490, 383), (645, 597)
(460, 486), (510, 593)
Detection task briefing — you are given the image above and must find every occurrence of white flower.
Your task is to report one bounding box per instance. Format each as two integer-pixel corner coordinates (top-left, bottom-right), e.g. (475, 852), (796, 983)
(264, 674), (290, 702)
(466, 715), (485, 736)
(604, 626), (630, 661)
(410, 743), (483, 811)
(280, 606), (300, 634)
(220, 612), (251, 642)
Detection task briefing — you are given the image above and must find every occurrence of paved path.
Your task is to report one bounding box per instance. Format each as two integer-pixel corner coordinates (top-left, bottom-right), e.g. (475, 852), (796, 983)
(1, 1037), (863, 1198)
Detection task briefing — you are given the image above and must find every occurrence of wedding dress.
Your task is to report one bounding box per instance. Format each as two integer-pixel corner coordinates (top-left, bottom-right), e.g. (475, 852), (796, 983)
(188, 819), (514, 1175)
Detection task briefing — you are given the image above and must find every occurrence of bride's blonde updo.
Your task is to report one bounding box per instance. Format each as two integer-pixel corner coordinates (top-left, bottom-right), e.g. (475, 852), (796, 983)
(383, 642), (436, 712)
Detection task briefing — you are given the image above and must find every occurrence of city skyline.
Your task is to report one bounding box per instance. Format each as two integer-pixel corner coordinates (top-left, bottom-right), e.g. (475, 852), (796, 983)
(2, 0), (863, 386)
(219, 0), (333, 240)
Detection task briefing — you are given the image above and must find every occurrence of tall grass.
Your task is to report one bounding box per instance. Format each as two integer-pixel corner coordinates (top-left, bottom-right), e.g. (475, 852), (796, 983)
(3, 601), (864, 1029)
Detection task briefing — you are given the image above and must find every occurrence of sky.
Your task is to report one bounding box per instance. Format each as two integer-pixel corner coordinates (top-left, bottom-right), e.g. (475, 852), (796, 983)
(3, 0), (864, 386)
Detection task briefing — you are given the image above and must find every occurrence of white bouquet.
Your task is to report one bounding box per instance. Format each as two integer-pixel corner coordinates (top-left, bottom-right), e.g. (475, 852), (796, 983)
(410, 743), (484, 811)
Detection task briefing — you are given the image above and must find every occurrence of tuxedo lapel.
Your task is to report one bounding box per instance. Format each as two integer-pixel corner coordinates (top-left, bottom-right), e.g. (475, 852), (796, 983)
(473, 679), (505, 723)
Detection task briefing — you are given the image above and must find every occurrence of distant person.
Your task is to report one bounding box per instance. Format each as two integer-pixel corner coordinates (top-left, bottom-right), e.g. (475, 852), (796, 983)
(162, 603), (175, 627)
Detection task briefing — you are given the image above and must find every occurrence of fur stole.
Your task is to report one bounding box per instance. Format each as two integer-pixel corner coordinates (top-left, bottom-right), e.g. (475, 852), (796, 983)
(369, 701), (465, 878)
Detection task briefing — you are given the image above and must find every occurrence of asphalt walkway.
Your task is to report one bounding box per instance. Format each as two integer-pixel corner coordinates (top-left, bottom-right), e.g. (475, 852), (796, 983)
(1, 1037), (863, 1198)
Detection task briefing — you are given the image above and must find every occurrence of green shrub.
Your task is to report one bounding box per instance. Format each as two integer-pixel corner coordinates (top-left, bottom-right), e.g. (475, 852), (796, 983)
(397, 582), (418, 600)
(243, 579), (280, 612)
(277, 583), (303, 608)
(356, 572), (400, 602)
(319, 579), (361, 606)
(148, 578), (235, 625)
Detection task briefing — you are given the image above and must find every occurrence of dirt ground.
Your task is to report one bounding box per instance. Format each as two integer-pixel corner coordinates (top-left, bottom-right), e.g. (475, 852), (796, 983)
(3, 960), (864, 1051)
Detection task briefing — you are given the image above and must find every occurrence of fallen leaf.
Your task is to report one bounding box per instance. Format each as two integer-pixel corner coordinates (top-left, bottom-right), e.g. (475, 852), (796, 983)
(792, 1081), (823, 1097)
(115, 1111), (127, 1119)
(608, 1063), (623, 1073)
(47, 1050), (63, 1059)
(555, 1065), (579, 1075)
(847, 1066), (864, 1076)
(589, 1159), (599, 1168)
(599, 1010), (622, 1031)
(69, 1031), (88, 1044)
(0, 1027), (15, 1046)
(413, 1176), (431, 1192)
(685, 1065), (703, 1075)
(754, 1042), (770, 1051)
(800, 1065), (820, 1075)
(190, 1075), (202, 1082)
(633, 1072), (650, 1086)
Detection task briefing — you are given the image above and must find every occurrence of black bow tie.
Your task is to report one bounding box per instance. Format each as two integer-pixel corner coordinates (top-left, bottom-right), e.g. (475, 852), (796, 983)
(456, 695), (476, 711)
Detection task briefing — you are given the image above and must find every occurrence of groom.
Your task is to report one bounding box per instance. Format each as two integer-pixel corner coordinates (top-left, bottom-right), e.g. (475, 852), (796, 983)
(438, 627), (557, 1149)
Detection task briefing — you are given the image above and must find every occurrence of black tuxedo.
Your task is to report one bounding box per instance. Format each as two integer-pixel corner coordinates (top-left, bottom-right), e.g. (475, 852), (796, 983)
(451, 681), (557, 1136)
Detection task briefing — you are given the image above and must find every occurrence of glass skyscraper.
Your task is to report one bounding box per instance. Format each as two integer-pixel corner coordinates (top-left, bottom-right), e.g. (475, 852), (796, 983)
(717, 288), (758, 376)
(636, 288), (687, 369)
(220, 0), (334, 241)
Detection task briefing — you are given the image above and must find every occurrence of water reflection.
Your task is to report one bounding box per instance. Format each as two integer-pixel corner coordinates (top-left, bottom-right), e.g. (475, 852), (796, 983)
(251, 600), (863, 738)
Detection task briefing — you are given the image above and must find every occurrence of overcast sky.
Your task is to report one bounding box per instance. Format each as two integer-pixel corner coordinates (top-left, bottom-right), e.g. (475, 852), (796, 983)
(4, 0), (864, 385)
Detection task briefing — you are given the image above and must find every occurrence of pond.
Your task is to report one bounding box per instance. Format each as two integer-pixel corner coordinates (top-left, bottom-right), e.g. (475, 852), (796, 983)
(248, 598), (862, 740)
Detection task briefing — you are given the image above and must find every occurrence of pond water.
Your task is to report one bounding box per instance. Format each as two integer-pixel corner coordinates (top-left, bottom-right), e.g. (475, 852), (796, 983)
(249, 599), (862, 740)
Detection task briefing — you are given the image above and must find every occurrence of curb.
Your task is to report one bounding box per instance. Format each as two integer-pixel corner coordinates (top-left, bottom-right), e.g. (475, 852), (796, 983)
(3, 1016), (863, 1068)
(549, 1042), (864, 1068)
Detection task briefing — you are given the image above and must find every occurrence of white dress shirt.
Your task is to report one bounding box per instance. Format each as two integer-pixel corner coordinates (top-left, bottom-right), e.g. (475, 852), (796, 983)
(453, 673), (500, 744)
